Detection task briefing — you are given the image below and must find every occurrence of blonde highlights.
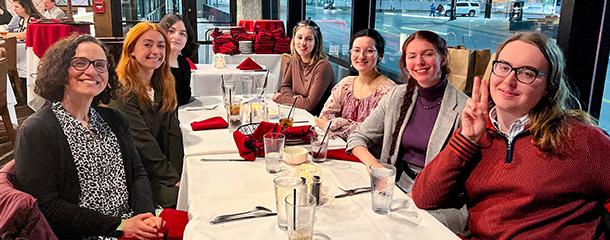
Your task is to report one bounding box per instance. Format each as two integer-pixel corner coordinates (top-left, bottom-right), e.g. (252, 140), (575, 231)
(116, 22), (177, 112)
(290, 20), (326, 63)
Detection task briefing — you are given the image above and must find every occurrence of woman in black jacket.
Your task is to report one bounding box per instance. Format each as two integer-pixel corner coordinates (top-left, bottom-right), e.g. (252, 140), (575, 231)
(15, 35), (164, 239)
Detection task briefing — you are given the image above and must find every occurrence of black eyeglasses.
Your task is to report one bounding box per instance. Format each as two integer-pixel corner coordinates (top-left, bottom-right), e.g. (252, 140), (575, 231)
(491, 60), (545, 84)
(71, 57), (108, 73)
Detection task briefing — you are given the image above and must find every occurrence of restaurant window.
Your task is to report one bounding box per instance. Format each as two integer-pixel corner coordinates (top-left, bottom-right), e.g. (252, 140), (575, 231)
(279, 0), (288, 28)
(599, 58), (610, 132)
(305, 0), (352, 62)
(373, 0), (563, 77)
(195, 0), (234, 63)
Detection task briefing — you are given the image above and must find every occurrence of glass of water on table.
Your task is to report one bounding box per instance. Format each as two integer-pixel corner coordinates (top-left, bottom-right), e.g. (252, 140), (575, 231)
(264, 132), (285, 173)
(370, 163), (396, 214)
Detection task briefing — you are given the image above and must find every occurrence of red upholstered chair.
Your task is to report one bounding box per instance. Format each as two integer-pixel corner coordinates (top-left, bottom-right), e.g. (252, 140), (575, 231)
(0, 160), (57, 239)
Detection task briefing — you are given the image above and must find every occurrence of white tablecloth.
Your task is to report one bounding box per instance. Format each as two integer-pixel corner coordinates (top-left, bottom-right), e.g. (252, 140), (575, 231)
(191, 64), (271, 97)
(26, 47), (44, 111)
(216, 54), (283, 92)
(178, 96), (346, 158)
(16, 42), (25, 78)
(178, 159), (459, 240)
(5, 74), (17, 126)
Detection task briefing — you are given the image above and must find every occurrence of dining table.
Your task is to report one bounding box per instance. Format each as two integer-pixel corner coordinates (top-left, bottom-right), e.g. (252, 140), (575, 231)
(176, 96), (459, 240)
(191, 64), (273, 97)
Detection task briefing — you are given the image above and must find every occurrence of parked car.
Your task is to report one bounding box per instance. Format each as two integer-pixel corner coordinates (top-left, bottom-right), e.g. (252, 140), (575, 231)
(443, 2), (480, 17)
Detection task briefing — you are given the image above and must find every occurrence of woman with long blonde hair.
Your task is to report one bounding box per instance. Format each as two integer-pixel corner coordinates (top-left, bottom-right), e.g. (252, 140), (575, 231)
(110, 22), (184, 208)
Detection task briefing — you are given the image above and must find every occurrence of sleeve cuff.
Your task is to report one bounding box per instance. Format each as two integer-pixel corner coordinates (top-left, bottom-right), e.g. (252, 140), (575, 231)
(448, 131), (480, 160)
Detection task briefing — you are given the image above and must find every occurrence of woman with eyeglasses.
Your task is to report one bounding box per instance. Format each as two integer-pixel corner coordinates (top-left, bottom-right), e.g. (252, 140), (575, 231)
(314, 29), (395, 140)
(346, 30), (468, 233)
(272, 20), (335, 115)
(413, 32), (610, 239)
(109, 22), (184, 209)
(159, 13), (197, 106)
(14, 35), (164, 239)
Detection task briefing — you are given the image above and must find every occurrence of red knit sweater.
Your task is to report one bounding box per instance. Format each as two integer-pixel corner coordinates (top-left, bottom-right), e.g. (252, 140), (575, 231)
(412, 120), (610, 240)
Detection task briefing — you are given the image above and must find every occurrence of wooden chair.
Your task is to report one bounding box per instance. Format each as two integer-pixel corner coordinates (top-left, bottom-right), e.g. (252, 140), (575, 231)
(0, 57), (15, 143)
(0, 37), (25, 105)
(96, 37), (124, 65)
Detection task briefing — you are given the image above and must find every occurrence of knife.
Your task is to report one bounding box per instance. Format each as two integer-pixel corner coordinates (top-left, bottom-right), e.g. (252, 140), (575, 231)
(334, 189), (372, 198)
(209, 212), (277, 224)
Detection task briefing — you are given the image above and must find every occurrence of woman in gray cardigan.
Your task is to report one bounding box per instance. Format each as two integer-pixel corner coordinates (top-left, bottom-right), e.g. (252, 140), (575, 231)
(346, 30), (468, 234)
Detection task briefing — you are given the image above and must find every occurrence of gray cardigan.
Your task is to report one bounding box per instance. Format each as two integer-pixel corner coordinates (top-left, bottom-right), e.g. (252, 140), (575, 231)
(347, 82), (467, 167)
(346, 82), (469, 233)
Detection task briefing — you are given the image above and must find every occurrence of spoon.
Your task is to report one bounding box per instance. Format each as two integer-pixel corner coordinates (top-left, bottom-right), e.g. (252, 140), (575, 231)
(213, 206), (272, 221)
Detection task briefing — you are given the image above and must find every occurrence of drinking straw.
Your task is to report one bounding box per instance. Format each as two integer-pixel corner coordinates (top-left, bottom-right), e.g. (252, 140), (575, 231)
(229, 88), (232, 106)
(221, 75), (225, 94)
(259, 70), (269, 99)
(292, 188), (297, 231)
(287, 97), (298, 119)
(314, 120), (332, 158)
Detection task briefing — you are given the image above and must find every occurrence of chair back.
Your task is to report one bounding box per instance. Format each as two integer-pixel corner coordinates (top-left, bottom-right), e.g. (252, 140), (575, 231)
(0, 37), (17, 72)
(0, 160), (58, 239)
(96, 37), (123, 65)
(0, 57), (15, 141)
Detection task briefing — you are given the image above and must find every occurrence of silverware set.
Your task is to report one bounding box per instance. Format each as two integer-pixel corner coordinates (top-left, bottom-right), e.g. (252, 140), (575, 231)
(334, 186), (372, 198)
(210, 206), (276, 224)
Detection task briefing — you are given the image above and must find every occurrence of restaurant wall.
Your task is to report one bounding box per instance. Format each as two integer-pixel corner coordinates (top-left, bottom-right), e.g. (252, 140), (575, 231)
(236, 0), (261, 21)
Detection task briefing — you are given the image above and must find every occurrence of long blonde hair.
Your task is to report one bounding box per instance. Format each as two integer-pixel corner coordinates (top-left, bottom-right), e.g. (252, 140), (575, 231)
(116, 22), (177, 112)
(290, 20), (326, 64)
(495, 32), (595, 153)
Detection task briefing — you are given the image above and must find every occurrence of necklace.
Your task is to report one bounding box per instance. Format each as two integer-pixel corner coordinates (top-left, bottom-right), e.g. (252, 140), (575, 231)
(418, 96), (442, 110)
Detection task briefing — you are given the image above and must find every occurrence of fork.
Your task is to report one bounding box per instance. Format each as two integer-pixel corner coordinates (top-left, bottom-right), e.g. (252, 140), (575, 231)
(186, 105), (219, 111)
(337, 186), (371, 192)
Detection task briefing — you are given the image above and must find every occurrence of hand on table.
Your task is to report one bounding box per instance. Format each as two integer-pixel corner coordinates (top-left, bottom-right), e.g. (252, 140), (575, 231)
(122, 213), (164, 239)
(461, 77), (489, 144)
(314, 116), (329, 130)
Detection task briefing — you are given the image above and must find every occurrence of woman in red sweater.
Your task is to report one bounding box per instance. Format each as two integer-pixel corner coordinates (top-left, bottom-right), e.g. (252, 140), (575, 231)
(412, 32), (610, 239)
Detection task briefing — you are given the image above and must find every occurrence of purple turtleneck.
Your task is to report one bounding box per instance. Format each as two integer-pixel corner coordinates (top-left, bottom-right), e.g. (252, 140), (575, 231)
(399, 78), (447, 168)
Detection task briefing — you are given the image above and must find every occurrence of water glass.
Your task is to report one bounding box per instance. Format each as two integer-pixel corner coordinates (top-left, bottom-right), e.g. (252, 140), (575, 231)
(285, 193), (317, 240)
(222, 82), (235, 106)
(249, 100), (268, 123)
(370, 163), (396, 214)
(264, 133), (285, 174)
(309, 134), (328, 163)
(274, 176), (306, 231)
(240, 76), (254, 98)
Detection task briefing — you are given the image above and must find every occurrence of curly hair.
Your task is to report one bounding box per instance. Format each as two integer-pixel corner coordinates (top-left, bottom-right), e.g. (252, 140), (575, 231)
(34, 34), (120, 106)
(159, 13), (198, 59)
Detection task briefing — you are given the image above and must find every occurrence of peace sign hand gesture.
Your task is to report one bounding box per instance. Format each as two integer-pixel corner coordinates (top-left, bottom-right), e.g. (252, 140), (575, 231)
(461, 76), (489, 144)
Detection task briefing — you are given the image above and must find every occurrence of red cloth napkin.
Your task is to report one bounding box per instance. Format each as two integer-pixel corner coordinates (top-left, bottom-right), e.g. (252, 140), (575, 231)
(236, 57), (264, 70)
(185, 57), (197, 70)
(159, 208), (188, 240)
(190, 116), (228, 131)
(233, 121), (281, 160)
(283, 125), (314, 144)
(326, 148), (361, 162)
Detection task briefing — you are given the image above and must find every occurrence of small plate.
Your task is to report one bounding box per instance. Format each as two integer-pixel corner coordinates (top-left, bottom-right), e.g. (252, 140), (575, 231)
(285, 138), (306, 145)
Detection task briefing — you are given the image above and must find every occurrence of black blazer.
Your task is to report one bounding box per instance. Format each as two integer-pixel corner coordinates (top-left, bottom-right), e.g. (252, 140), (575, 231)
(14, 105), (155, 239)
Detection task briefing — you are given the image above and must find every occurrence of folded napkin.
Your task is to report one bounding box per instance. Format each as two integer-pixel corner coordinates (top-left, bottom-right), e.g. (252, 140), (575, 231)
(236, 57), (264, 70)
(159, 208), (188, 240)
(234, 121), (281, 160)
(283, 125), (314, 144)
(185, 57), (197, 70)
(326, 148), (361, 162)
(191, 116), (228, 131)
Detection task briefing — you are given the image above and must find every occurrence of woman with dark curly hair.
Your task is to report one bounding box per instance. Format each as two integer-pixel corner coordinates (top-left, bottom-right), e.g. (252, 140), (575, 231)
(159, 13), (198, 106)
(14, 34), (165, 239)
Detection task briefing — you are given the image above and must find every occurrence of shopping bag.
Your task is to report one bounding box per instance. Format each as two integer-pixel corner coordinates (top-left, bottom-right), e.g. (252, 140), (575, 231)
(447, 46), (491, 96)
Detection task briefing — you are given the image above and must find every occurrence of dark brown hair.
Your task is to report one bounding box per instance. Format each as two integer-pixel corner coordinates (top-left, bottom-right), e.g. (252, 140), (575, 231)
(34, 34), (119, 106)
(387, 30), (450, 159)
(159, 13), (198, 59)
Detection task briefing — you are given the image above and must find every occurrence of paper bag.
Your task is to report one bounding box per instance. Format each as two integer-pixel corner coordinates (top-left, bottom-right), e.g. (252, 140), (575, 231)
(447, 46), (491, 96)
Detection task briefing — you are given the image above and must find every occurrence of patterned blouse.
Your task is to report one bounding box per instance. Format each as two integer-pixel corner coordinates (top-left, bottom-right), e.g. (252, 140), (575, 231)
(320, 75), (396, 139)
(52, 102), (132, 240)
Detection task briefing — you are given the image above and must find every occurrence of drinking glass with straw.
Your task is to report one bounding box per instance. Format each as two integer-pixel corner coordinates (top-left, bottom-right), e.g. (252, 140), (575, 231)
(279, 97), (298, 129)
(310, 120), (332, 163)
(285, 191), (317, 240)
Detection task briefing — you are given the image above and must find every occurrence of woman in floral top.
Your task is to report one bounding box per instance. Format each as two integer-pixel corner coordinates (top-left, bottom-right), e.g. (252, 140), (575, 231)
(315, 29), (395, 140)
